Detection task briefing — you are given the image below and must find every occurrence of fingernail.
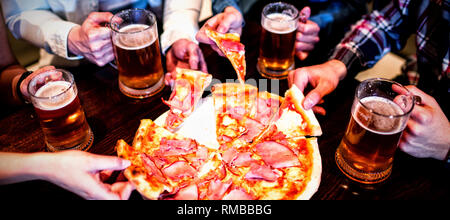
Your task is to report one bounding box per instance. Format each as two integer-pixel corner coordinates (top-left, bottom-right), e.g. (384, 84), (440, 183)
(304, 98), (314, 110)
(121, 159), (131, 168)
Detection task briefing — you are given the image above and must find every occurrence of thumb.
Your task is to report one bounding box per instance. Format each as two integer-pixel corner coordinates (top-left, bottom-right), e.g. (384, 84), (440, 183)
(87, 155), (131, 172)
(300, 7), (311, 20)
(303, 83), (331, 110)
(217, 13), (240, 33)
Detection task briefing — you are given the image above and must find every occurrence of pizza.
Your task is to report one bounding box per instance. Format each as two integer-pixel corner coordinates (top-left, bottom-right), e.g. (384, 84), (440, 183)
(116, 84), (322, 200)
(162, 68), (212, 131)
(212, 83), (258, 145)
(205, 27), (246, 84)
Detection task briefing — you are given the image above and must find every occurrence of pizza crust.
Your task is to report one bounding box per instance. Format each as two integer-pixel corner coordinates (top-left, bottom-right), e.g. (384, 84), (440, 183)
(296, 138), (321, 200)
(284, 85), (323, 136)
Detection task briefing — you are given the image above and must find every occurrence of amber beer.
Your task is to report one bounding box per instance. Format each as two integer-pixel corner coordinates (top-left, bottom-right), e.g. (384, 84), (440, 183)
(257, 3), (299, 79)
(335, 79), (414, 184)
(28, 70), (93, 151)
(111, 9), (164, 99)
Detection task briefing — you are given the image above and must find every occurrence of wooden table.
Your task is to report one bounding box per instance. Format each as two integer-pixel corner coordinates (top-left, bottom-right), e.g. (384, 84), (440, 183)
(0, 19), (448, 201)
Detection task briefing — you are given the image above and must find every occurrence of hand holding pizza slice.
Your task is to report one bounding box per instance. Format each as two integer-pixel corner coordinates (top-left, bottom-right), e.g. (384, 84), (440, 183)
(205, 27), (246, 84)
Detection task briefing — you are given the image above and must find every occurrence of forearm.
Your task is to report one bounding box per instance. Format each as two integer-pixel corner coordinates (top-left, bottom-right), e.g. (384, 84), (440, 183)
(329, 1), (410, 75)
(5, 10), (81, 60)
(161, 0), (202, 54)
(310, 0), (368, 36)
(0, 65), (27, 107)
(0, 152), (49, 185)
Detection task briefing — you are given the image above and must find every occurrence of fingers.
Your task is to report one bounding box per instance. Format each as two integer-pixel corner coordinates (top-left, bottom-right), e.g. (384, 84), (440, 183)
(405, 85), (435, 106)
(86, 154), (131, 172)
(297, 20), (320, 35)
(187, 43), (200, 70)
(299, 7), (311, 21)
(87, 12), (114, 23)
(410, 104), (432, 125)
(288, 68), (309, 92)
(295, 51), (309, 61)
(111, 181), (135, 200)
(217, 11), (242, 34)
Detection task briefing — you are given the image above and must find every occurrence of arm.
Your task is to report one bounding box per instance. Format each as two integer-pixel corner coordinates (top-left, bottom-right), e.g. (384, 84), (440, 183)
(2, 0), (81, 60)
(330, 0), (413, 75)
(0, 9), (27, 106)
(162, 0), (208, 80)
(160, 0), (203, 54)
(2, 1), (114, 66)
(310, 0), (369, 37)
(0, 151), (134, 200)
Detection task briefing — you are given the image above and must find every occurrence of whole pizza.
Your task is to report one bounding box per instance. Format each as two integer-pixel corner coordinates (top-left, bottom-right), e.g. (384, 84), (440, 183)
(116, 76), (322, 200)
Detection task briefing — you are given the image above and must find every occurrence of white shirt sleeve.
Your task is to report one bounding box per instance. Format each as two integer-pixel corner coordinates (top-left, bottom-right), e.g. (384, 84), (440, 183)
(2, 1), (82, 60)
(160, 0), (203, 54)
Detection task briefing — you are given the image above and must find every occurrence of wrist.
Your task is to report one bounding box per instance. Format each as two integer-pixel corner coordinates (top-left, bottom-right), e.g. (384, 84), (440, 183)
(328, 59), (347, 81)
(67, 26), (82, 56)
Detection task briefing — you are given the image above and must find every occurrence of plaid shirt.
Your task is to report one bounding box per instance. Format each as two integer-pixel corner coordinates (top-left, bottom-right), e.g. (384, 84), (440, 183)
(331, 0), (449, 95)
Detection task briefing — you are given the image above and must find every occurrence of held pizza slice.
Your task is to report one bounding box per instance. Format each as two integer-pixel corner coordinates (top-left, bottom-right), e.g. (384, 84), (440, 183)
(205, 27), (246, 84)
(163, 68), (212, 131)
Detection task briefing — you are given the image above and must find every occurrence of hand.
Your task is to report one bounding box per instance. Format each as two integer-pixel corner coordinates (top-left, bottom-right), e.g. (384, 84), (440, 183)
(165, 39), (208, 86)
(37, 151), (134, 200)
(399, 86), (450, 160)
(68, 12), (114, 67)
(19, 66), (57, 101)
(288, 60), (347, 115)
(295, 7), (320, 61)
(196, 6), (243, 56)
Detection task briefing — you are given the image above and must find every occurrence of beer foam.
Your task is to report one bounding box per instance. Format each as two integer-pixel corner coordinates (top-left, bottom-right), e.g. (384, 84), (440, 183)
(35, 81), (76, 111)
(263, 13), (297, 34)
(115, 24), (155, 50)
(353, 96), (405, 135)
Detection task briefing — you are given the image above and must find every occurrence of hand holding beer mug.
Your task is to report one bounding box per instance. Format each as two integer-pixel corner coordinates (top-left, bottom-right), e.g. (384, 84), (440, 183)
(28, 69), (93, 152)
(335, 78), (415, 184)
(110, 9), (164, 99)
(257, 2), (299, 79)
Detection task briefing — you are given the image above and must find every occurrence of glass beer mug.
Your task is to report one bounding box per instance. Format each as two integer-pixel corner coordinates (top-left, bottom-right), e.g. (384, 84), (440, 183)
(28, 69), (93, 152)
(257, 2), (299, 79)
(110, 8), (165, 99)
(335, 78), (415, 184)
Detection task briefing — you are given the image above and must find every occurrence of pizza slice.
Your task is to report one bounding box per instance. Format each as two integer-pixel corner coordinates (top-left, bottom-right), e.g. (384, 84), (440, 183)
(270, 85), (322, 138)
(162, 68), (212, 131)
(242, 137), (321, 200)
(117, 119), (224, 200)
(212, 83), (258, 145)
(205, 27), (246, 84)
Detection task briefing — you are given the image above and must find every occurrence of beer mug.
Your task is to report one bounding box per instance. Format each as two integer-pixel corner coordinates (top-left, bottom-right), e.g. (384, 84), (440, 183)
(257, 2), (299, 79)
(28, 69), (93, 152)
(335, 78), (415, 184)
(111, 9), (164, 99)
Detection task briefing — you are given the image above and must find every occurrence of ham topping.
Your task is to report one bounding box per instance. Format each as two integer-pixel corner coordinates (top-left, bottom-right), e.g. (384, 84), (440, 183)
(207, 180), (232, 200)
(255, 141), (300, 168)
(159, 138), (197, 156)
(140, 154), (167, 183)
(173, 184), (198, 200)
(162, 161), (197, 182)
(244, 163), (279, 182)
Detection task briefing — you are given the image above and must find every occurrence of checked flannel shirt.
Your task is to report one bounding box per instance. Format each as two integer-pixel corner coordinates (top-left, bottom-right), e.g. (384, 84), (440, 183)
(331, 0), (449, 107)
